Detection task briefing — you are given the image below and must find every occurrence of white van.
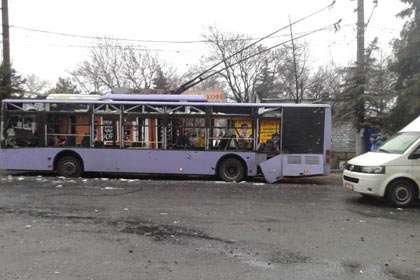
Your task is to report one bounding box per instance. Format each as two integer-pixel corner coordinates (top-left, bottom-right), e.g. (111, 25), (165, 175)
(343, 116), (420, 207)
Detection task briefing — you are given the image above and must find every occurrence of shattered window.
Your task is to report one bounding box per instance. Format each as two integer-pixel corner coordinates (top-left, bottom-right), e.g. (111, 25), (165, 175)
(168, 117), (206, 150)
(47, 114), (91, 148)
(210, 118), (254, 151)
(121, 116), (165, 149)
(3, 114), (45, 148)
(282, 107), (325, 154)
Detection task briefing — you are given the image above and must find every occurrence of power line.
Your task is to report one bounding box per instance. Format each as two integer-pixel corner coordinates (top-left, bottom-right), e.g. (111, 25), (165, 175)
(10, 24), (310, 44)
(10, 25), (210, 44)
(365, 0), (378, 28)
(181, 21), (340, 92)
(176, 0), (338, 93)
(18, 42), (200, 53)
(16, 25), (352, 52)
(9, 0), (338, 45)
(14, 26), (352, 50)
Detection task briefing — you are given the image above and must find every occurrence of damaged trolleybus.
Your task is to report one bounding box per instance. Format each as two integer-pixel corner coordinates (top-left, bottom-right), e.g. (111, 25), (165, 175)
(0, 94), (331, 183)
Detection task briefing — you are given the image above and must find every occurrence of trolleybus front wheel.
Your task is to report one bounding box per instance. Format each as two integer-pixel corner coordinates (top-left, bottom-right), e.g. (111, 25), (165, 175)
(56, 156), (83, 178)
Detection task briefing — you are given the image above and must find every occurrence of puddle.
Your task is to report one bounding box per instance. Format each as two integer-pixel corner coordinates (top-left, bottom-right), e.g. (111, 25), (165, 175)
(342, 260), (362, 274)
(121, 221), (234, 244)
(270, 249), (311, 264)
(0, 206), (234, 244)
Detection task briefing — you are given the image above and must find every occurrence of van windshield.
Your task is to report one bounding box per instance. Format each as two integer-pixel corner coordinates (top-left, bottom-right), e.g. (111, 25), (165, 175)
(377, 132), (420, 154)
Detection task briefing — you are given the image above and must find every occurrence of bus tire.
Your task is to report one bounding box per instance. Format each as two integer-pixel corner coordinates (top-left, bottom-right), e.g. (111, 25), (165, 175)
(218, 157), (245, 182)
(56, 156), (83, 178)
(386, 179), (417, 207)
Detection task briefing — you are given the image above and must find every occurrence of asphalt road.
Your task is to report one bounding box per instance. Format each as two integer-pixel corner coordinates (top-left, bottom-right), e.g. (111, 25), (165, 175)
(0, 172), (419, 280)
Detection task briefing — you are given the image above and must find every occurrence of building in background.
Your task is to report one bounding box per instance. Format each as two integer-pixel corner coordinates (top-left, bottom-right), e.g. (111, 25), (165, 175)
(183, 89), (225, 102)
(331, 121), (356, 170)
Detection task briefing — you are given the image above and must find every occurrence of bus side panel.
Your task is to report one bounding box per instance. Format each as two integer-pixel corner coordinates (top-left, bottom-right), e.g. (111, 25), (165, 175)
(0, 149), (6, 170)
(259, 154), (283, 183)
(0, 148), (55, 171)
(323, 107), (332, 175)
(78, 149), (259, 176)
(0, 148), (259, 176)
(282, 154), (324, 176)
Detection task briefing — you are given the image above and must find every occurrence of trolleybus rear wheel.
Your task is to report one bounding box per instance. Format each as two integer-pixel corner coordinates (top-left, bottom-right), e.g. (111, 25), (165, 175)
(218, 158), (245, 182)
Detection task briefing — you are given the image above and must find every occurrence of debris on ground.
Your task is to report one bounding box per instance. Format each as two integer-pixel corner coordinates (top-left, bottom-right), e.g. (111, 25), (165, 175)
(103, 187), (123, 190)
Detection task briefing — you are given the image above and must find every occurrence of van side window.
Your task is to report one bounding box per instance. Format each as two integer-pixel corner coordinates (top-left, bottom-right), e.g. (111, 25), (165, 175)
(410, 146), (420, 159)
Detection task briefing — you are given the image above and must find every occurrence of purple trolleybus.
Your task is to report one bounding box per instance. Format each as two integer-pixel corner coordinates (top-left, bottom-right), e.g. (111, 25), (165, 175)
(0, 94), (331, 183)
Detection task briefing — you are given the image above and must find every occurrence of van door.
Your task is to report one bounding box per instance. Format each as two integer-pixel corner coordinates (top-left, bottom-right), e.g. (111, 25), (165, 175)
(409, 145), (420, 194)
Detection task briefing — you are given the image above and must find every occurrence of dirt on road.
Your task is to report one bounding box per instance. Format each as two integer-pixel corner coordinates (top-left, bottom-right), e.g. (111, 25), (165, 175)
(0, 173), (419, 280)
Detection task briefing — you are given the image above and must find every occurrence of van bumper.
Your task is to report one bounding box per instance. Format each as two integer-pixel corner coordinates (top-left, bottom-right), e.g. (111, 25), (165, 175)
(342, 170), (386, 197)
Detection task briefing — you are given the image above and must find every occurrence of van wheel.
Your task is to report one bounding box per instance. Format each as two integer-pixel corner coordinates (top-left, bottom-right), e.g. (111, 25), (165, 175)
(386, 179), (417, 207)
(56, 156), (83, 178)
(218, 158), (245, 182)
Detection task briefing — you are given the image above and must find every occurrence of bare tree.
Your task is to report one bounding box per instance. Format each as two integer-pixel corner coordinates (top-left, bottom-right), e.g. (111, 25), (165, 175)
(202, 28), (334, 104)
(71, 39), (177, 94)
(121, 46), (160, 90)
(181, 61), (226, 92)
(203, 27), (268, 102)
(48, 77), (80, 95)
(271, 43), (310, 103)
(306, 64), (342, 103)
(22, 74), (50, 97)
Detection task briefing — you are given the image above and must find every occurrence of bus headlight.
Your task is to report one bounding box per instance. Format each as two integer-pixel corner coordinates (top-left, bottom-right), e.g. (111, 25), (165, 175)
(360, 166), (385, 174)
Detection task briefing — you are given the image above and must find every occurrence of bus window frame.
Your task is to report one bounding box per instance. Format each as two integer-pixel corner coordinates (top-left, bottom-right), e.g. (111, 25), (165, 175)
(1, 100), (330, 157)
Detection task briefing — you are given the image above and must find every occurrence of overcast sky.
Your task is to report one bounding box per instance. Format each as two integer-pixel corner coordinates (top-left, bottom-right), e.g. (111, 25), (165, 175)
(8, 0), (407, 84)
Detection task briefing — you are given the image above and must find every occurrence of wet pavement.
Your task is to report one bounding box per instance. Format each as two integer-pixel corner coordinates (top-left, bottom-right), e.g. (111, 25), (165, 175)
(0, 172), (419, 280)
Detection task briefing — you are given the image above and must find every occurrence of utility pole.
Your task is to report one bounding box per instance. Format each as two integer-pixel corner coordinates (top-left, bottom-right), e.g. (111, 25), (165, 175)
(1, 0), (11, 94)
(289, 17), (300, 104)
(355, 0), (365, 155)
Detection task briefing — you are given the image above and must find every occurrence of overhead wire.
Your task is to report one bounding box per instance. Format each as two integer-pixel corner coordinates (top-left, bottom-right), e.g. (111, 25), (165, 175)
(365, 0), (378, 29)
(181, 21), (340, 91)
(9, 0), (342, 92)
(9, 1), (337, 45)
(10, 24), (311, 45)
(10, 24), (326, 46)
(175, 0), (338, 93)
(17, 42), (199, 53)
(15, 25), (352, 53)
(10, 25), (210, 44)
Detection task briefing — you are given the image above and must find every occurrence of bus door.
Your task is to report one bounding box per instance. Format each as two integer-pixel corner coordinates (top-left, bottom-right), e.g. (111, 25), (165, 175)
(258, 118), (282, 183)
